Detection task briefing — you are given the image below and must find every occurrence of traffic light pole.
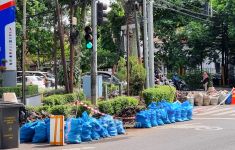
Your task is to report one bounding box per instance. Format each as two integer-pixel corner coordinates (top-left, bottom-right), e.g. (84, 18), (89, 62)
(91, 0), (97, 105)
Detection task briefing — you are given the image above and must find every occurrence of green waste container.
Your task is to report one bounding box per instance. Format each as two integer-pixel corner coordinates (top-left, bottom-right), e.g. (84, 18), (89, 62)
(0, 102), (23, 149)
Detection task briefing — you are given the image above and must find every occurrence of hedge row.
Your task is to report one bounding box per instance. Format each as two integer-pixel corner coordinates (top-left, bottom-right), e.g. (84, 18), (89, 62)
(142, 85), (176, 106)
(28, 101), (92, 118)
(42, 92), (85, 106)
(0, 85), (38, 98)
(98, 96), (139, 115)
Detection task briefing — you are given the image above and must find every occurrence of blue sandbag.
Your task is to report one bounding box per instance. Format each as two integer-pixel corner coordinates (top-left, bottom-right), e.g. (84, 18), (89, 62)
(161, 100), (176, 123)
(149, 110), (158, 127)
(181, 107), (189, 121)
(182, 100), (193, 120)
(32, 121), (47, 143)
(108, 120), (118, 136)
(90, 118), (101, 140)
(44, 118), (50, 142)
(81, 122), (92, 142)
(173, 101), (183, 122)
(148, 102), (158, 109)
(155, 109), (164, 125)
(159, 108), (171, 124)
(65, 118), (83, 144)
(100, 115), (117, 136)
(115, 119), (125, 134)
(98, 119), (110, 138)
(20, 121), (38, 143)
(135, 110), (152, 128)
(167, 104), (176, 123)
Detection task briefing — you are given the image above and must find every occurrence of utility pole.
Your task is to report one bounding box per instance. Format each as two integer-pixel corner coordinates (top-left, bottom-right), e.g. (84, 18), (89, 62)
(126, 15), (130, 96)
(22, 0), (27, 105)
(134, 2), (141, 64)
(143, 0), (149, 88)
(147, 0), (155, 87)
(91, 0), (98, 105)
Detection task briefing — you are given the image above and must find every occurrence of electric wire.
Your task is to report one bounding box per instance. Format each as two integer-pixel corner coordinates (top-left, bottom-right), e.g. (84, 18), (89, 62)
(157, 0), (213, 18)
(153, 4), (213, 23)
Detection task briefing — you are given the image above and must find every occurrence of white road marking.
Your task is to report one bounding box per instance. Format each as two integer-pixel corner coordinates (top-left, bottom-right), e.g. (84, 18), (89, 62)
(193, 117), (235, 120)
(212, 109), (235, 116)
(62, 147), (96, 150)
(157, 123), (223, 131)
(195, 108), (233, 116)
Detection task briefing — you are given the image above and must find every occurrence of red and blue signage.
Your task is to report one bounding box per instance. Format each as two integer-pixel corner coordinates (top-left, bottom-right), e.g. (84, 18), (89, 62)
(0, 0), (16, 70)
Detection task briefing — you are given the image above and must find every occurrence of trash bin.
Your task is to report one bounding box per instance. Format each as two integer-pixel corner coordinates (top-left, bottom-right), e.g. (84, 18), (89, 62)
(0, 102), (24, 149)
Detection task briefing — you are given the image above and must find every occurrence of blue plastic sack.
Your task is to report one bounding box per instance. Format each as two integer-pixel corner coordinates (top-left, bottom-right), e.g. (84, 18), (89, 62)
(173, 101), (183, 122)
(148, 102), (158, 109)
(65, 118), (83, 144)
(90, 118), (101, 140)
(135, 110), (152, 128)
(81, 122), (92, 142)
(32, 121), (47, 143)
(182, 100), (193, 120)
(98, 119), (110, 138)
(167, 103), (176, 123)
(100, 115), (117, 136)
(155, 109), (164, 125)
(115, 119), (125, 134)
(149, 110), (158, 127)
(20, 121), (38, 143)
(82, 111), (91, 122)
(181, 107), (188, 121)
(159, 108), (171, 124)
(225, 92), (232, 104)
(108, 120), (118, 136)
(44, 118), (50, 142)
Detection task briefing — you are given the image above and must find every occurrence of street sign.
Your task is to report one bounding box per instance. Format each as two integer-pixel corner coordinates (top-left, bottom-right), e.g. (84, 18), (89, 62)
(0, 0), (16, 70)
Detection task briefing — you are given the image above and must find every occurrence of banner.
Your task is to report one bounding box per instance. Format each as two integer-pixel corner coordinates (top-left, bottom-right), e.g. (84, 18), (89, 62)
(0, 0), (16, 70)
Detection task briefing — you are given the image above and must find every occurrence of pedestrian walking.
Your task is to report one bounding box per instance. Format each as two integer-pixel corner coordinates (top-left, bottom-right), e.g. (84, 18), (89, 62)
(201, 72), (209, 91)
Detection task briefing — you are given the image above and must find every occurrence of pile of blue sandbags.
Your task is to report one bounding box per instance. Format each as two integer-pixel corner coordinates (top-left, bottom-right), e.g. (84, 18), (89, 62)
(135, 100), (193, 128)
(20, 112), (125, 144)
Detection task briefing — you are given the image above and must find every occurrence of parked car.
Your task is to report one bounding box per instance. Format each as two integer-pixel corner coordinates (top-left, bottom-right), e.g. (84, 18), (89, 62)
(84, 71), (122, 85)
(17, 76), (46, 88)
(17, 71), (55, 87)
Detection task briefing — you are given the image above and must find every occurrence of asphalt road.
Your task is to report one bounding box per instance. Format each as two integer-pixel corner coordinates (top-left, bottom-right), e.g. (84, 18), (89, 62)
(18, 105), (235, 150)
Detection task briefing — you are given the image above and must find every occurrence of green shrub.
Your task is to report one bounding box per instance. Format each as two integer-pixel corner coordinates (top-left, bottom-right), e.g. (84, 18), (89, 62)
(49, 105), (71, 118)
(41, 88), (65, 97)
(42, 92), (85, 106)
(0, 85), (38, 98)
(143, 85), (176, 106)
(98, 100), (114, 115)
(129, 57), (146, 96)
(64, 93), (77, 103)
(34, 105), (50, 113)
(70, 101), (92, 117)
(75, 91), (86, 101)
(112, 96), (139, 115)
(43, 95), (66, 106)
(98, 96), (139, 115)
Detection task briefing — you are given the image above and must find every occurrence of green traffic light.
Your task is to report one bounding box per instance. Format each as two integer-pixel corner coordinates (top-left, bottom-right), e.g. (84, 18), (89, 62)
(86, 42), (93, 49)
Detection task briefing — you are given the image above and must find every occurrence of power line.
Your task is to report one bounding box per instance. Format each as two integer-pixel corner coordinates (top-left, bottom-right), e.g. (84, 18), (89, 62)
(154, 4), (213, 23)
(157, 0), (213, 18)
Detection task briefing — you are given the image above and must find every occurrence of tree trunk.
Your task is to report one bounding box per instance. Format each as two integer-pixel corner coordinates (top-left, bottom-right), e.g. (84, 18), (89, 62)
(55, 0), (70, 93)
(69, 3), (75, 93)
(53, 12), (58, 90)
